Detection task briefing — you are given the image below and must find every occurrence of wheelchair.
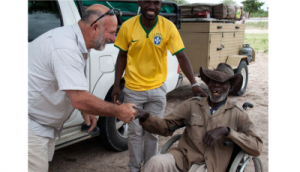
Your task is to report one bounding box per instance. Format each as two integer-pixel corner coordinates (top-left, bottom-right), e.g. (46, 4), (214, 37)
(158, 102), (264, 172)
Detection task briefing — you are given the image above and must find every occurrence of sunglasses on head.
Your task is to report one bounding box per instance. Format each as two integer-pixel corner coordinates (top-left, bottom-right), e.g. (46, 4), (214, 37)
(90, 8), (115, 26)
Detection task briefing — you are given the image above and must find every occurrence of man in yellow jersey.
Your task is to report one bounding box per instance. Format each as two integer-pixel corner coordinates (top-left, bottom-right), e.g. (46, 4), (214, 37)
(112, 1), (207, 171)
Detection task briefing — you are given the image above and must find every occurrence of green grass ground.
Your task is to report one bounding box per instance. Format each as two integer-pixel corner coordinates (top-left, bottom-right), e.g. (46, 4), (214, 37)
(245, 21), (268, 30)
(244, 33), (269, 53)
(250, 11), (268, 17)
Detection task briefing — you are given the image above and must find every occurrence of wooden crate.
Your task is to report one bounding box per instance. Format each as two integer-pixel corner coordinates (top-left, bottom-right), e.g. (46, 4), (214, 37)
(179, 19), (245, 73)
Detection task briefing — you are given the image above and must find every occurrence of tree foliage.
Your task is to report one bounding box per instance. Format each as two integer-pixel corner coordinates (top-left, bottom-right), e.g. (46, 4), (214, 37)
(163, 0), (189, 5)
(220, 0), (237, 5)
(241, 0), (264, 17)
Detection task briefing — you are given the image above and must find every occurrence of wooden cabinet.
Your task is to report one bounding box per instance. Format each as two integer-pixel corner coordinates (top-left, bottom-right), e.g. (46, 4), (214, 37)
(179, 21), (245, 72)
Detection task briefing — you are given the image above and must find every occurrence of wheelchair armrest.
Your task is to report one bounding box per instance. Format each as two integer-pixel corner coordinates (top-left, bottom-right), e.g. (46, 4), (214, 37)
(168, 124), (186, 132)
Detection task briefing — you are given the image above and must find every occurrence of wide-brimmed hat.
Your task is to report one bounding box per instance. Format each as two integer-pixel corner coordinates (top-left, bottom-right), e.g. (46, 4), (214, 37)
(199, 63), (243, 95)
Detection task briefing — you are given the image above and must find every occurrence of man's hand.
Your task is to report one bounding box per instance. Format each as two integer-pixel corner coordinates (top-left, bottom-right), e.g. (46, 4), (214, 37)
(133, 106), (150, 122)
(111, 86), (122, 105)
(202, 127), (229, 148)
(117, 103), (137, 123)
(192, 85), (207, 97)
(81, 112), (98, 133)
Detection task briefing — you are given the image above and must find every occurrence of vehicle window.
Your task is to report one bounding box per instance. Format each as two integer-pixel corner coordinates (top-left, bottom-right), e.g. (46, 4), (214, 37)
(28, 1), (63, 42)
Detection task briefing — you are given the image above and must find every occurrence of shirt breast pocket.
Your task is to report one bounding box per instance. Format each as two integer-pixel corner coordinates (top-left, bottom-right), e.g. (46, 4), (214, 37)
(186, 113), (204, 140)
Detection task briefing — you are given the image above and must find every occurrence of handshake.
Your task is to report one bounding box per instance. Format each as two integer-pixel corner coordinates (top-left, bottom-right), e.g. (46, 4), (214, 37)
(114, 103), (151, 124)
(132, 106), (150, 122)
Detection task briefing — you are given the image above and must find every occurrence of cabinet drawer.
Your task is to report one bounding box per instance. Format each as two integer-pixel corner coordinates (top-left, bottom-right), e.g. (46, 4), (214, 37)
(210, 23), (234, 32)
(180, 22), (210, 32)
(233, 24), (245, 31)
(210, 23), (245, 32)
(180, 22), (245, 33)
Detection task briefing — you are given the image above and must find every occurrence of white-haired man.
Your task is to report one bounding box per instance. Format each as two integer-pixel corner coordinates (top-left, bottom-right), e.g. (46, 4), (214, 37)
(28, 4), (137, 172)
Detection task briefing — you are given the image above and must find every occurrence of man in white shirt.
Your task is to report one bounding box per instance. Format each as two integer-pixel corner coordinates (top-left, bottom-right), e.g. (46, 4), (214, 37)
(28, 4), (137, 172)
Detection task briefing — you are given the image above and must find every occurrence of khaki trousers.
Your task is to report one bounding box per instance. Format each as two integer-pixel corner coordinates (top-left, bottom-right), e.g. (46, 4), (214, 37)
(28, 134), (55, 172)
(123, 84), (167, 171)
(144, 153), (207, 172)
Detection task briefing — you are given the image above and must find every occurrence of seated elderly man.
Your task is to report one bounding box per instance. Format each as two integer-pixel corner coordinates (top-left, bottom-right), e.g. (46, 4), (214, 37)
(134, 63), (263, 172)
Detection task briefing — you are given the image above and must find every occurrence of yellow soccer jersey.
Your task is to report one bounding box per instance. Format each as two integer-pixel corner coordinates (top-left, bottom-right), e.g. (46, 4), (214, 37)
(114, 15), (185, 91)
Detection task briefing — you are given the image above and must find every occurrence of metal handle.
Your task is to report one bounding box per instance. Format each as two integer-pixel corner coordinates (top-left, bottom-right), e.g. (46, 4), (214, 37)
(243, 44), (251, 48)
(224, 140), (233, 146)
(235, 26), (240, 29)
(217, 26), (222, 29)
(217, 48), (222, 51)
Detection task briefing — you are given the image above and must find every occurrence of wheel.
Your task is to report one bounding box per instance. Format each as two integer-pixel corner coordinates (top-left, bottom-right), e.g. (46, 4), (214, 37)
(229, 151), (262, 172)
(235, 61), (248, 96)
(97, 81), (129, 151)
(159, 134), (182, 154)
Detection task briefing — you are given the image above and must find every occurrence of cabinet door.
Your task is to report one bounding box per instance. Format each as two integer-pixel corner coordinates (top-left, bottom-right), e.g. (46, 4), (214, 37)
(221, 32), (244, 62)
(209, 33), (222, 69)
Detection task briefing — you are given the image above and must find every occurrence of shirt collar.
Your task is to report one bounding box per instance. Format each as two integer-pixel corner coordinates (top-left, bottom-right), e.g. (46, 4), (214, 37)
(72, 22), (89, 54)
(196, 97), (235, 111)
(208, 97), (227, 110)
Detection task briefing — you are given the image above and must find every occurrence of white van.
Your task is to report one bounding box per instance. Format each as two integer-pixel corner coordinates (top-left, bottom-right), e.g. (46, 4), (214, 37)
(28, 0), (183, 151)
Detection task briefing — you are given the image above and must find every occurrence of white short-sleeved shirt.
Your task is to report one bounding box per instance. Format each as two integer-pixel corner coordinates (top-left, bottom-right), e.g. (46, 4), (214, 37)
(28, 23), (89, 138)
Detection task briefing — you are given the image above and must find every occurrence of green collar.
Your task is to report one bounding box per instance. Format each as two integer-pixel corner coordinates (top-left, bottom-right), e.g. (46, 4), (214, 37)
(139, 15), (158, 38)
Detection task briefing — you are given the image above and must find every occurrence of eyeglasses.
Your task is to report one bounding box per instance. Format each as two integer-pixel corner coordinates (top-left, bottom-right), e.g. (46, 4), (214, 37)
(90, 8), (115, 27)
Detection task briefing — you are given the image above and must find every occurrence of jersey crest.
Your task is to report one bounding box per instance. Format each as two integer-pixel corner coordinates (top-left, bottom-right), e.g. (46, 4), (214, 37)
(153, 33), (162, 46)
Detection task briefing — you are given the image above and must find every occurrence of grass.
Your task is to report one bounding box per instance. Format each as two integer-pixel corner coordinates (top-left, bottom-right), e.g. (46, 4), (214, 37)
(250, 11), (268, 18)
(245, 21), (268, 30)
(244, 33), (269, 53)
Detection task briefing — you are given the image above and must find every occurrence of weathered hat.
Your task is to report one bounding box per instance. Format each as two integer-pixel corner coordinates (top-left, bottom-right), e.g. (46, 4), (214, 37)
(199, 63), (243, 95)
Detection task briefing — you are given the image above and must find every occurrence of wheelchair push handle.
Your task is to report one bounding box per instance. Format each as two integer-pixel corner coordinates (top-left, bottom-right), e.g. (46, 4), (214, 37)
(224, 140), (233, 146)
(242, 102), (254, 110)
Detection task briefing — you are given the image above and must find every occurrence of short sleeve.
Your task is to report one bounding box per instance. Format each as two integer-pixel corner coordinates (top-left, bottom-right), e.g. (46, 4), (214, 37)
(114, 24), (129, 52)
(166, 22), (185, 55)
(50, 49), (88, 91)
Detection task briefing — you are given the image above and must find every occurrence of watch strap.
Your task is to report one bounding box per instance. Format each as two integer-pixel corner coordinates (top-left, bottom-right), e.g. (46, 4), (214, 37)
(191, 83), (200, 88)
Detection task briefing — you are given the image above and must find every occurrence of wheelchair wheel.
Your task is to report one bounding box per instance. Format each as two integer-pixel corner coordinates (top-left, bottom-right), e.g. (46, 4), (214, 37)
(229, 150), (263, 172)
(158, 134), (182, 154)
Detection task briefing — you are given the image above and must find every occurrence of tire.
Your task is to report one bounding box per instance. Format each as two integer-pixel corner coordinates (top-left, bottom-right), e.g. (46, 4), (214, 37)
(97, 81), (129, 151)
(254, 157), (264, 172)
(159, 134), (182, 154)
(229, 151), (261, 172)
(235, 61), (248, 96)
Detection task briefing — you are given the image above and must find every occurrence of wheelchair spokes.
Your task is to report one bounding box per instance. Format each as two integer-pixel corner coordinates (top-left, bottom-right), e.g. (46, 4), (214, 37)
(234, 153), (261, 172)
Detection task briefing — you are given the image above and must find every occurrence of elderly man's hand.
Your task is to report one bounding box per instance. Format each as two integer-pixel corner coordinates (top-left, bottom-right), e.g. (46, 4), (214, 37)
(202, 127), (229, 148)
(133, 106), (150, 122)
(192, 86), (208, 97)
(81, 112), (98, 133)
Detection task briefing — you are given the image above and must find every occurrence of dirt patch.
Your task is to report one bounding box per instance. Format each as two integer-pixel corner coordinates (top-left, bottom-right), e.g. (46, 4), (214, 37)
(49, 52), (268, 172)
